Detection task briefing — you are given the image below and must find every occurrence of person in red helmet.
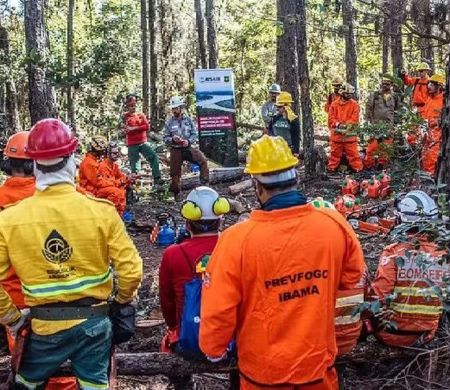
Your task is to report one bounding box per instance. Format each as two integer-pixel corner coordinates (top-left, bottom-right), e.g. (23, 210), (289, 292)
(0, 119), (142, 390)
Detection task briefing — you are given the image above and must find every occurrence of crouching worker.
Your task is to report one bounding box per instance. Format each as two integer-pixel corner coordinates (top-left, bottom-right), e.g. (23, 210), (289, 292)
(0, 119), (142, 390)
(368, 191), (448, 347)
(159, 186), (230, 388)
(97, 142), (130, 216)
(79, 136), (108, 195)
(199, 135), (365, 390)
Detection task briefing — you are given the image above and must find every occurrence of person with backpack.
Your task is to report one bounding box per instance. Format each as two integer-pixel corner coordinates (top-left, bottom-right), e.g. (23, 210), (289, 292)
(400, 63), (431, 113)
(363, 75), (400, 169)
(159, 186), (230, 386)
(199, 135), (365, 389)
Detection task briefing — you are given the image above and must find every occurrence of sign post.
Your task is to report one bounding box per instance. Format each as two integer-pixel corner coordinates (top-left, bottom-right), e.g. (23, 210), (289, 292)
(194, 69), (238, 167)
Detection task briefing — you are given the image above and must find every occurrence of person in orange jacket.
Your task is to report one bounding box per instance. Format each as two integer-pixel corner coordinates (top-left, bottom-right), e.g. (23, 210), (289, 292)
(400, 63), (431, 113)
(199, 136), (366, 390)
(97, 142), (130, 216)
(328, 83), (363, 172)
(419, 74), (445, 176)
(78, 135), (108, 194)
(368, 191), (448, 347)
(0, 132), (77, 390)
(324, 76), (343, 113)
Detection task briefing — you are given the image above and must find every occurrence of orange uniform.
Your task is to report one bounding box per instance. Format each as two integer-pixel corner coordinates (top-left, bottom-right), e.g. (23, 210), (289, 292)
(420, 92), (444, 175)
(324, 93), (340, 113)
(97, 159), (128, 216)
(369, 240), (448, 347)
(327, 98), (363, 172)
(402, 74), (429, 111)
(78, 153), (101, 194)
(200, 205), (365, 388)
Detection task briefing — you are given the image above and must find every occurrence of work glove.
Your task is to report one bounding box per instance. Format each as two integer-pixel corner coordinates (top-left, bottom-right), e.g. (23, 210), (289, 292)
(109, 300), (136, 345)
(7, 309), (30, 339)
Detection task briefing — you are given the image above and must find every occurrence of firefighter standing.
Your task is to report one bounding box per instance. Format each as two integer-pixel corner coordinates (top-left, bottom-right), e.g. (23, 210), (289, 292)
(420, 74), (445, 176)
(199, 136), (365, 389)
(164, 96), (209, 201)
(261, 83), (281, 130)
(325, 76), (343, 113)
(0, 119), (142, 389)
(400, 63), (431, 113)
(328, 83), (363, 172)
(364, 76), (400, 169)
(268, 92), (300, 155)
(369, 191), (448, 347)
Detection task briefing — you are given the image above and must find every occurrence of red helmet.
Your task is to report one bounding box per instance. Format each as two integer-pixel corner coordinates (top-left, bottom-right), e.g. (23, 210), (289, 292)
(26, 119), (78, 160)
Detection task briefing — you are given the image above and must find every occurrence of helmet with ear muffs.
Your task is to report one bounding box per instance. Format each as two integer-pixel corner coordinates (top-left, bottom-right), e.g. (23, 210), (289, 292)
(180, 186), (231, 221)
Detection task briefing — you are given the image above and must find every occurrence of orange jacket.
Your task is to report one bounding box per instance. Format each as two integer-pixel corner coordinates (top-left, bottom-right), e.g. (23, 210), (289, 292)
(199, 205), (365, 386)
(324, 93), (340, 113)
(328, 98), (359, 142)
(0, 176), (35, 308)
(369, 240), (448, 347)
(421, 92), (444, 129)
(79, 153), (101, 194)
(403, 74), (429, 107)
(98, 159), (128, 189)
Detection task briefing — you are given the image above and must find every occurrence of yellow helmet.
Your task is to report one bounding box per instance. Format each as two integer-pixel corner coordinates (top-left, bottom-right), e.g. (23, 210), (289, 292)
(245, 135), (298, 175)
(417, 62), (431, 71)
(275, 91), (294, 106)
(429, 74), (445, 86)
(331, 76), (343, 86)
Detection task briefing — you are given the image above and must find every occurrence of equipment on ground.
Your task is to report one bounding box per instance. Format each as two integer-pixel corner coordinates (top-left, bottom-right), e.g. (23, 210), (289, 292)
(150, 212), (177, 247)
(341, 176), (359, 196)
(394, 190), (439, 223)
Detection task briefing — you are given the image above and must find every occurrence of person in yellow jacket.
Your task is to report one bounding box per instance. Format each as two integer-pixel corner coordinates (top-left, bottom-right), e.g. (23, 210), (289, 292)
(199, 136), (365, 390)
(0, 119), (143, 390)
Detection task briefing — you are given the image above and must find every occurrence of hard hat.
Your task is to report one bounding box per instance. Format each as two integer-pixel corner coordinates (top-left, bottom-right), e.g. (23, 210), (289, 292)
(26, 119), (78, 160)
(268, 83), (281, 93)
(417, 62), (431, 71)
(395, 190), (438, 223)
(331, 76), (344, 86)
(275, 91), (294, 106)
(429, 74), (445, 86)
(4, 132), (30, 159)
(180, 186), (230, 221)
(245, 135), (298, 175)
(169, 96), (185, 109)
(339, 83), (355, 94)
(89, 135), (108, 153)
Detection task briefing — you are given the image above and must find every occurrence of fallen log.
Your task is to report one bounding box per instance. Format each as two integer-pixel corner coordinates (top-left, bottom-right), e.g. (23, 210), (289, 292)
(229, 179), (253, 195)
(181, 167), (245, 190)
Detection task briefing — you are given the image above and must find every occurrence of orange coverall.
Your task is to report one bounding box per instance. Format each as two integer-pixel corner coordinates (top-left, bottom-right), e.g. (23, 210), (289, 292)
(369, 240), (448, 347)
(78, 153), (101, 195)
(420, 92), (444, 175)
(402, 74), (429, 112)
(324, 93), (340, 113)
(328, 98), (363, 172)
(97, 159), (128, 216)
(0, 177), (77, 390)
(200, 205), (365, 389)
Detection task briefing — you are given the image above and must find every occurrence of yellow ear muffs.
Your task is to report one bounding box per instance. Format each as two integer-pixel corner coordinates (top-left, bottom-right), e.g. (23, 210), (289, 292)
(213, 197), (231, 216)
(181, 200), (202, 221)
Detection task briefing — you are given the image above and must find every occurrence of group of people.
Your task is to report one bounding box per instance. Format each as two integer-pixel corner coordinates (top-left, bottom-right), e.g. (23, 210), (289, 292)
(261, 62), (445, 176)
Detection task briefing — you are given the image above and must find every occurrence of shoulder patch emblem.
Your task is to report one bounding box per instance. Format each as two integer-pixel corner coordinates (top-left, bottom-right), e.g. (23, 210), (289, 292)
(42, 230), (73, 264)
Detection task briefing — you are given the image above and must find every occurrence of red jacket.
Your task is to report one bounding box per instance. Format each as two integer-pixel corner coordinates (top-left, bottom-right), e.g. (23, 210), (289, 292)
(159, 235), (219, 330)
(124, 112), (149, 146)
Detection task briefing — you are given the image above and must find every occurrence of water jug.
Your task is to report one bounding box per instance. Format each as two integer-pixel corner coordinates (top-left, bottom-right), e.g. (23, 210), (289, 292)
(157, 224), (175, 247)
(123, 210), (133, 223)
(341, 175), (359, 196)
(191, 163), (200, 173)
(367, 178), (381, 199)
(378, 170), (391, 198)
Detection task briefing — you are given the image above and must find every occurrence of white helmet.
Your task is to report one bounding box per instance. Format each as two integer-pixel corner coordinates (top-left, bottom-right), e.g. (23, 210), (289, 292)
(169, 96), (185, 109)
(339, 82), (355, 94)
(395, 190), (438, 223)
(180, 186), (230, 221)
(268, 83), (281, 94)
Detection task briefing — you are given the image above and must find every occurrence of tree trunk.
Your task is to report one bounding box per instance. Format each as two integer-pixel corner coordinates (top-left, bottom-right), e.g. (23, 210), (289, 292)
(276, 0), (300, 114)
(24, 0), (56, 124)
(342, 0), (358, 96)
(411, 0), (434, 73)
(437, 56), (450, 190)
(381, 3), (390, 74)
(148, 0), (158, 128)
(67, 0), (75, 126)
(141, 0), (149, 116)
(296, 0), (315, 176)
(205, 0), (218, 68)
(390, 0), (405, 73)
(194, 0), (208, 69)
(0, 23), (20, 136)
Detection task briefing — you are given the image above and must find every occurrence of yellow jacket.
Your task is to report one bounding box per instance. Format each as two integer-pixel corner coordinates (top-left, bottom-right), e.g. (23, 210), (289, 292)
(0, 184), (142, 335)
